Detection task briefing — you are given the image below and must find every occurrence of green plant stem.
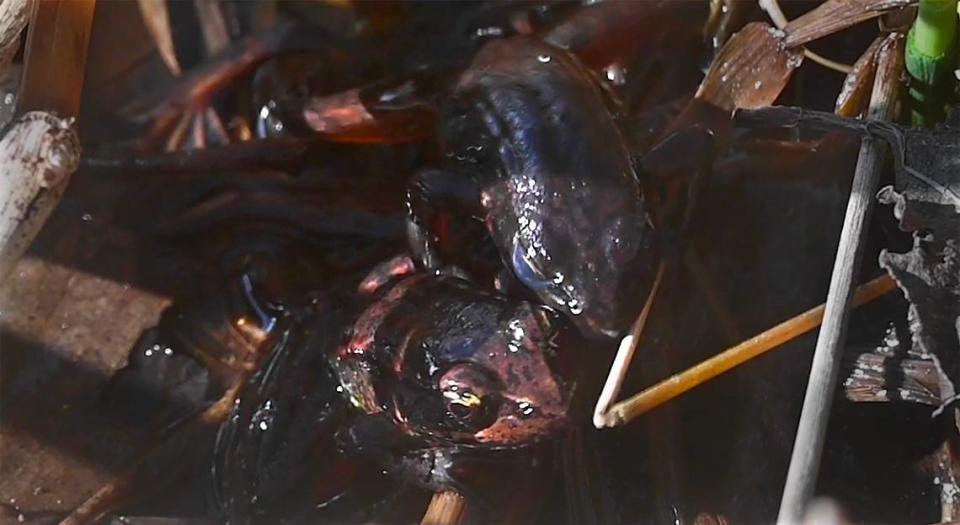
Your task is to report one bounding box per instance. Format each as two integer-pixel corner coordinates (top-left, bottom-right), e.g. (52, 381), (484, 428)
(906, 0), (959, 124)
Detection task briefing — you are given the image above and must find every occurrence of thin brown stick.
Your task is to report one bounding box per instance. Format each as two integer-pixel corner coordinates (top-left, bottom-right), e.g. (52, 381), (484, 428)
(190, 111), (207, 149)
(204, 106), (230, 144)
(759, 0), (853, 73)
(683, 247), (741, 345)
(136, 0), (180, 75)
(421, 491), (467, 525)
(59, 385), (241, 525)
(600, 274), (896, 427)
(82, 137), (310, 174)
(164, 107), (195, 152)
(777, 32), (903, 524)
(193, 0), (230, 56)
(17, 0), (96, 116)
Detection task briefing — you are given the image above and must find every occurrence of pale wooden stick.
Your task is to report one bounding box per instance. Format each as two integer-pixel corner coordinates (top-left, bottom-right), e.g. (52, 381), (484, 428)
(194, 0), (230, 56)
(593, 261), (665, 428)
(0, 112), (80, 279)
(598, 274), (895, 427)
(136, 0), (180, 75)
(777, 32), (903, 525)
(0, 0), (92, 278)
(0, 0), (31, 76)
(421, 491), (467, 525)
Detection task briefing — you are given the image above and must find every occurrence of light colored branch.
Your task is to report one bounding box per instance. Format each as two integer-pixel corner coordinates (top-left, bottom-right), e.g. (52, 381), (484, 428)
(777, 32), (904, 524)
(421, 491), (467, 525)
(593, 262), (665, 428)
(595, 274), (895, 427)
(137, 0), (180, 75)
(0, 111), (79, 279)
(0, 0), (31, 75)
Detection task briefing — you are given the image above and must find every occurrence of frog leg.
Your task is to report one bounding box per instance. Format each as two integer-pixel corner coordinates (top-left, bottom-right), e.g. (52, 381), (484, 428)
(302, 70), (451, 144)
(128, 25), (322, 153)
(406, 168), (484, 272)
(149, 179), (406, 241)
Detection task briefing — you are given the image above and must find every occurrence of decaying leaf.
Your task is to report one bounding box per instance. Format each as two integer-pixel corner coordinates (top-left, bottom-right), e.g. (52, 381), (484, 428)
(877, 165), (960, 418)
(734, 105), (960, 420)
(695, 22), (803, 112)
(844, 323), (951, 406)
(834, 34), (886, 117)
(783, 0), (915, 48)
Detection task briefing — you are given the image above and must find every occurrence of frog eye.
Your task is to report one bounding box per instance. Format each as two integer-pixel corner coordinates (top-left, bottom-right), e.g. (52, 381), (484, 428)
(439, 363), (501, 432)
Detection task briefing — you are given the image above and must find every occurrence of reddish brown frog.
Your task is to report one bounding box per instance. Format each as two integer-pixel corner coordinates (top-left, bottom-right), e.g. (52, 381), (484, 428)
(213, 255), (575, 522)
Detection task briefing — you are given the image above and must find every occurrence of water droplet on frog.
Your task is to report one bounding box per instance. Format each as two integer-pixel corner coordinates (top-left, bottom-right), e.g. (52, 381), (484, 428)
(720, 74), (729, 83)
(336, 385), (344, 393)
(753, 80), (763, 90)
(258, 421), (269, 431)
(508, 343), (520, 353)
(81, 213), (92, 222)
(603, 65), (626, 86)
(537, 54), (551, 63)
(518, 401), (535, 417)
(3, 93), (14, 105)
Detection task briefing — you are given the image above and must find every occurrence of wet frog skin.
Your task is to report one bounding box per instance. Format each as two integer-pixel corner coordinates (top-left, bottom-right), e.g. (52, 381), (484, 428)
(408, 35), (661, 339)
(336, 256), (571, 447)
(212, 256), (573, 522)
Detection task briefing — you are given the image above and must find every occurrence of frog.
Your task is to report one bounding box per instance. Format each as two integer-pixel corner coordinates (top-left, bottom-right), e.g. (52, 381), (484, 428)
(406, 35), (662, 339)
(213, 255), (575, 522)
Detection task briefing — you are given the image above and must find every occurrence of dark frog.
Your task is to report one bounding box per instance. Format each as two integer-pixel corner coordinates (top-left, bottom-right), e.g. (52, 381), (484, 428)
(337, 256), (571, 448)
(408, 35), (660, 339)
(214, 256), (573, 522)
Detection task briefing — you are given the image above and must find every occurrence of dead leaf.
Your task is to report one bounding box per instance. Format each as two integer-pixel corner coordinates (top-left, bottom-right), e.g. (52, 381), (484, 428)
(784, 0), (914, 48)
(696, 22), (803, 112)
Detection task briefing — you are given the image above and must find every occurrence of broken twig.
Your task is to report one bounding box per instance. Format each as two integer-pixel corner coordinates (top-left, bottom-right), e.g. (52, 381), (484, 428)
(0, 0), (31, 75)
(421, 491), (467, 525)
(777, 32), (904, 524)
(0, 112), (80, 279)
(594, 274), (895, 427)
